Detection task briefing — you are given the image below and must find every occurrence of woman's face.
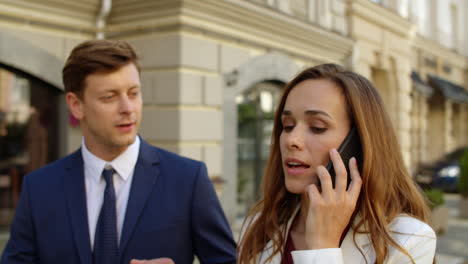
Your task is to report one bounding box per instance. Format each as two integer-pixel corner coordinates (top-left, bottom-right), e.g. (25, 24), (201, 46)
(279, 78), (351, 194)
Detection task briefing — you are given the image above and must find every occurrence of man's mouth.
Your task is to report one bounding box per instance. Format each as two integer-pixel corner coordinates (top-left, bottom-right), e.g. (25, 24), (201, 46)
(116, 122), (135, 132)
(117, 123), (133, 128)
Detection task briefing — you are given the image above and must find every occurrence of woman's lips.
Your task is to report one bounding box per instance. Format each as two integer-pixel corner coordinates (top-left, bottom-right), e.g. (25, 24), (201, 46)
(284, 158), (310, 176)
(285, 166), (310, 176)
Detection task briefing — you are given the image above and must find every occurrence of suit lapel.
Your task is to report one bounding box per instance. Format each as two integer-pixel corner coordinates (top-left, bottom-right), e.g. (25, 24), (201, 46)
(63, 150), (92, 264)
(119, 140), (160, 255)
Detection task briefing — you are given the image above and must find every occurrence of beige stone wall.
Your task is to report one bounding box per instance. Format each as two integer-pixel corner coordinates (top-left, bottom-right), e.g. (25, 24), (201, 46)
(101, 0), (354, 220)
(245, 0), (348, 36)
(412, 34), (468, 161)
(349, 0), (468, 169)
(426, 95), (446, 161)
(0, 0), (354, 221)
(127, 32), (225, 177)
(2, 0), (466, 222)
(410, 93), (430, 169)
(348, 0), (414, 168)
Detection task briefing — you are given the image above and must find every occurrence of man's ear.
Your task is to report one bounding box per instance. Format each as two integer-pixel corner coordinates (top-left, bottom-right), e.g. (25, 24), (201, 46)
(66, 92), (84, 121)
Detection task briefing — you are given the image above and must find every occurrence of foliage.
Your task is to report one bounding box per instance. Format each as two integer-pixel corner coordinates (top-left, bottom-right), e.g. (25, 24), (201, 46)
(457, 148), (468, 198)
(423, 188), (445, 210)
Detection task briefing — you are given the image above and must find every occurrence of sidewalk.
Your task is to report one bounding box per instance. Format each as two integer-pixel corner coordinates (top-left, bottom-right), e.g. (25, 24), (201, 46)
(435, 193), (468, 264)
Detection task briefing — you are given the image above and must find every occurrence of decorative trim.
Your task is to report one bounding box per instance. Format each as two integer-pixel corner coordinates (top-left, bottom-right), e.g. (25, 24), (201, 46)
(0, 31), (64, 90)
(348, 0), (414, 37)
(413, 35), (467, 69)
(0, 2), (97, 34)
(223, 52), (299, 93)
(106, 0), (354, 63)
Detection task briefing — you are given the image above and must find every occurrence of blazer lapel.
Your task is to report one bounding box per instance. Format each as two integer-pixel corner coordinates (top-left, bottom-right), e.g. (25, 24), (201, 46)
(63, 150), (92, 264)
(341, 215), (372, 264)
(259, 206), (301, 264)
(119, 140), (160, 255)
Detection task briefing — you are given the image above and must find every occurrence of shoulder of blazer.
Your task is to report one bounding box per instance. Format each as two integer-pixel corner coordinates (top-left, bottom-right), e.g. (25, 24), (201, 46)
(388, 215), (436, 239)
(139, 138), (204, 170)
(24, 149), (83, 185)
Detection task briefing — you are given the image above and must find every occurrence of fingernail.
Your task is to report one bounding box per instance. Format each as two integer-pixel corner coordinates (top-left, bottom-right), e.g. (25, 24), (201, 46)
(330, 148), (337, 155)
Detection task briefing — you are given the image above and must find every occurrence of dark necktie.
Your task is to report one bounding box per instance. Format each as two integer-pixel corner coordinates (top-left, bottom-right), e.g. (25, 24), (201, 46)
(93, 167), (118, 264)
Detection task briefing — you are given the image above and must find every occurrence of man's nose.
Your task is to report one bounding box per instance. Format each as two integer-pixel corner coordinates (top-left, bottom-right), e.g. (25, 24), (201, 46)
(119, 96), (135, 113)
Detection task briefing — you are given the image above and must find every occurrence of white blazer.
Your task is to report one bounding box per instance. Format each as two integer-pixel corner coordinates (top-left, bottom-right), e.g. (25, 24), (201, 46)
(247, 209), (436, 264)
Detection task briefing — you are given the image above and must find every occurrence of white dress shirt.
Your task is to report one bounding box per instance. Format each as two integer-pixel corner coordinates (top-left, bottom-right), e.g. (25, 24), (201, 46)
(81, 136), (140, 248)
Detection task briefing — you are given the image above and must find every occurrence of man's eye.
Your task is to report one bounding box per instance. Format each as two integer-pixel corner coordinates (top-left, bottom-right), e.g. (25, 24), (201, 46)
(310, 127), (326, 133)
(102, 95), (114, 100)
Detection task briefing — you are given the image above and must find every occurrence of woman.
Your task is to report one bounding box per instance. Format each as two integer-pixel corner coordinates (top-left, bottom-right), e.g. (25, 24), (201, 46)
(238, 64), (436, 264)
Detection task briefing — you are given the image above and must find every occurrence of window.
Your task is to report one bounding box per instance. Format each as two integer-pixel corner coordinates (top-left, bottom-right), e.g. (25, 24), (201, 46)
(450, 4), (458, 51)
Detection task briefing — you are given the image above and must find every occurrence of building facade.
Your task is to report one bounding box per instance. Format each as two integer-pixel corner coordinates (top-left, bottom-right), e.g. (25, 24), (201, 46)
(0, 0), (466, 226)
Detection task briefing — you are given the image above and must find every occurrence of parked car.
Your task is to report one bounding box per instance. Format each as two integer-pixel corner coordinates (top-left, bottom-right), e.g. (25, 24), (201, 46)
(414, 147), (467, 193)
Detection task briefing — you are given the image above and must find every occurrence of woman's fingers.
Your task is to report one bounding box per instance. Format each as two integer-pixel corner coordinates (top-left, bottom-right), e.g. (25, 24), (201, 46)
(316, 165), (333, 201)
(347, 157), (362, 204)
(304, 156), (361, 250)
(329, 148), (347, 194)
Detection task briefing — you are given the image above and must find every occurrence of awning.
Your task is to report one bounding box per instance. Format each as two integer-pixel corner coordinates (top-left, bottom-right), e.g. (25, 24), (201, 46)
(427, 74), (468, 103)
(411, 71), (434, 97)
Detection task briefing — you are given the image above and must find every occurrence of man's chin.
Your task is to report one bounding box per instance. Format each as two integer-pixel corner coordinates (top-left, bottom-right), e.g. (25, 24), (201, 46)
(110, 134), (137, 148)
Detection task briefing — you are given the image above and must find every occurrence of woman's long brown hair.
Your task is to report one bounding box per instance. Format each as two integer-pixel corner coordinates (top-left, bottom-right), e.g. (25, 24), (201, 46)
(238, 64), (431, 264)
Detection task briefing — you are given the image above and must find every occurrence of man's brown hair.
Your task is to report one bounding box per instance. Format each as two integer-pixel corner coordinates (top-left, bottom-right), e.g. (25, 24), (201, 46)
(62, 39), (140, 98)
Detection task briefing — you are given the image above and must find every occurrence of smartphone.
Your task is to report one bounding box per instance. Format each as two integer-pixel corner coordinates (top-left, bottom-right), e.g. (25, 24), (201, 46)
(325, 126), (363, 188)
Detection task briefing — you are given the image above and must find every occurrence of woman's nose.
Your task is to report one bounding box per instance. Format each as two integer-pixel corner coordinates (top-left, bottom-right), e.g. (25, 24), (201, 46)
(287, 127), (304, 150)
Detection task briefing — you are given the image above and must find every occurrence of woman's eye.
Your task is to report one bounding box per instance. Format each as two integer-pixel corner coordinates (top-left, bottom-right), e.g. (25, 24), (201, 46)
(283, 125), (294, 132)
(310, 127), (326, 133)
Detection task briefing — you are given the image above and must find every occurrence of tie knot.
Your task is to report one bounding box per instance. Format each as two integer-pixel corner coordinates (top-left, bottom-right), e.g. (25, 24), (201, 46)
(102, 167), (114, 184)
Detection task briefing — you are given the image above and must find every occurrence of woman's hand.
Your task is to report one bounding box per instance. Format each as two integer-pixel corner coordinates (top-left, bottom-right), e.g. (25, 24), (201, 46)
(304, 148), (362, 249)
(130, 258), (174, 264)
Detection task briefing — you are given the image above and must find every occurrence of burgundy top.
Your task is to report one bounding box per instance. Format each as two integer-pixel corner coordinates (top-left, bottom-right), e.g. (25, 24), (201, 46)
(281, 232), (296, 264)
(281, 225), (351, 264)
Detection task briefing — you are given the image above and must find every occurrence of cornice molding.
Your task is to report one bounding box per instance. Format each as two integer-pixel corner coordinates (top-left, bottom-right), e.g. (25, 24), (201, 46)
(107, 0), (354, 63)
(109, 0), (181, 24)
(348, 0), (414, 38)
(0, 0), (98, 34)
(413, 35), (467, 69)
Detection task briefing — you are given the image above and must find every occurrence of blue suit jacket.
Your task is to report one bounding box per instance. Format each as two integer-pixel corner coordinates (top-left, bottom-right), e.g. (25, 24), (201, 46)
(1, 139), (236, 264)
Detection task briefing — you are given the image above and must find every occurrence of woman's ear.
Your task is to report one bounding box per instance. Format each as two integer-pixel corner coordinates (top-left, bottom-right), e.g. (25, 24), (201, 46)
(66, 92), (84, 121)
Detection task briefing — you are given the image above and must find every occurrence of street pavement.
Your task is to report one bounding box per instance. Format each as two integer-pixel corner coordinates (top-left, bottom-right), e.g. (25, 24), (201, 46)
(435, 193), (468, 264)
(1, 194), (468, 262)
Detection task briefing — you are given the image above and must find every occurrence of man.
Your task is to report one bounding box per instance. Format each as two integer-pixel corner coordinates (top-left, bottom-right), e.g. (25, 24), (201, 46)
(1, 40), (236, 264)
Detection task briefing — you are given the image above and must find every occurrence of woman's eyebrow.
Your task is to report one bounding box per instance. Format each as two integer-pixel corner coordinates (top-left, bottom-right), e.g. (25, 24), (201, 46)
(304, 110), (332, 119)
(282, 109), (332, 119)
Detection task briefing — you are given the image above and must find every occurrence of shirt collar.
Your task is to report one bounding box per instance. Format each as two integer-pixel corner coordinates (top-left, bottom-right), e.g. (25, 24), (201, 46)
(81, 136), (140, 183)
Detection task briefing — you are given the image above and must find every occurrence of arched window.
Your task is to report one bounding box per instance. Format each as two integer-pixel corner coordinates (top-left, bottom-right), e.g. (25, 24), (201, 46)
(236, 81), (283, 216)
